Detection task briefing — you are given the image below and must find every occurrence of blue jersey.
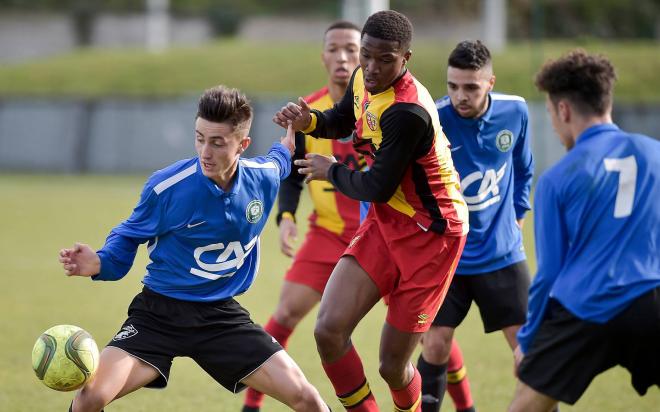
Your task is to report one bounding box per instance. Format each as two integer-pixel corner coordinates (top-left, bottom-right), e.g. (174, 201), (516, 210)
(93, 143), (291, 302)
(518, 124), (660, 353)
(436, 93), (534, 274)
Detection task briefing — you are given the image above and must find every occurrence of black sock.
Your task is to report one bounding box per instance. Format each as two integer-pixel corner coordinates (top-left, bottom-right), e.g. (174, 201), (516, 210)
(417, 354), (448, 412)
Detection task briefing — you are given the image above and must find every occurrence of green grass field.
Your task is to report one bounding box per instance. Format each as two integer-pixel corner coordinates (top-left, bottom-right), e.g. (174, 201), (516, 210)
(1, 174), (658, 411)
(0, 40), (659, 103)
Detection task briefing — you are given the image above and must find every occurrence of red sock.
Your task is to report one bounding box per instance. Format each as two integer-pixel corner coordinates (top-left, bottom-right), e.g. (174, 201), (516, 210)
(446, 339), (474, 411)
(322, 345), (378, 411)
(390, 366), (422, 411)
(243, 317), (293, 408)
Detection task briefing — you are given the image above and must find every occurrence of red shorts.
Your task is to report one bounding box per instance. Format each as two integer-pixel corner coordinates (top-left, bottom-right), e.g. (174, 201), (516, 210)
(345, 205), (466, 333)
(284, 226), (350, 294)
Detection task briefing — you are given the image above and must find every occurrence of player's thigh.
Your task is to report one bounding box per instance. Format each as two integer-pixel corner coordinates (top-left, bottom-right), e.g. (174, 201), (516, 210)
(316, 255), (381, 337)
(241, 350), (312, 404)
(83, 347), (160, 400)
(509, 380), (558, 412)
(473, 261), (530, 333)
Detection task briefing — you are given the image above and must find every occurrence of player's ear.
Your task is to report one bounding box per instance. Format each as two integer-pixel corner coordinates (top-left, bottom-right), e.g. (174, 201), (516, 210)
(239, 136), (251, 153)
(488, 74), (496, 91)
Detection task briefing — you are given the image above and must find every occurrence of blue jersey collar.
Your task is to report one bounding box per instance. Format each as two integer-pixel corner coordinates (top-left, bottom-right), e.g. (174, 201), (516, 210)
(576, 123), (619, 145)
(195, 158), (242, 197)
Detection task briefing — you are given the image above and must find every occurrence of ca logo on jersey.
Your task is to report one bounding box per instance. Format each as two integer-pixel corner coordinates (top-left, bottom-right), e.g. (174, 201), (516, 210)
(190, 236), (259, 280)
(246, 200), (264, 223)
(461, 163), (507, 211)
(496, 130), (513, 152)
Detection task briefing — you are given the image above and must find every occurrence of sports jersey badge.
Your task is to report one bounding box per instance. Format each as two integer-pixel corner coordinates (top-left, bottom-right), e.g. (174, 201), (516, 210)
(366, 111), (378, 131)
(246, 200), (264, 223)
(496, 130), (513, 152)
(112, 325), (138, 341)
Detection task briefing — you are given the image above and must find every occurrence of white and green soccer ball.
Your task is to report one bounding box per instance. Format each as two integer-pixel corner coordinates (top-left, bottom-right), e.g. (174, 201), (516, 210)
(31, 325), (100, 391)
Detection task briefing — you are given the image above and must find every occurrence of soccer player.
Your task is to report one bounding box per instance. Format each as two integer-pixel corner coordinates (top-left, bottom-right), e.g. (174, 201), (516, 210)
(58, 86), (329, 412)
(509, 50), (660, 411)
(242, 20), (363, 412)
(275, 10), (468, 412)
(417, 40), (534, 412)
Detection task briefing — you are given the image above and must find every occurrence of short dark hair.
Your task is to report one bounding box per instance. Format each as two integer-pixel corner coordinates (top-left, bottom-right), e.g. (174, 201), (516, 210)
(448, 40), (492, 70)
(325, 20), (361, 35)
(362, 10), (413, 50)
(196, 85), (253, 133)
(535, 49), (617, 116)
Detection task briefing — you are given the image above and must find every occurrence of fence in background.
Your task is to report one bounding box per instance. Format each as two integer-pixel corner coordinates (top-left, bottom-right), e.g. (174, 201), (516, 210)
(0, 97), (657, 179)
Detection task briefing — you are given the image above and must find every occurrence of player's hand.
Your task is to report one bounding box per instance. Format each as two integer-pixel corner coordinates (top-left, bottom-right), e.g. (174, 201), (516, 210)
(513, 345), (524, 377)
(279, 217), (298, 257)
(58, 243), (101, 277)
(294, 153), (337, 183)
(280, 122), (295, 155)
(273, 97), (312, 131)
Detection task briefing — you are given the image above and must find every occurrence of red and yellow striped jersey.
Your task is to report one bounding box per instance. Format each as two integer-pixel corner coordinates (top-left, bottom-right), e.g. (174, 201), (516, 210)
(351, 68), (468, 236)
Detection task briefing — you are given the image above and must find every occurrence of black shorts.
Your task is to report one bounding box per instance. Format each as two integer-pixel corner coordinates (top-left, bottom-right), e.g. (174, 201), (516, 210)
(107, 287), (282, 393)
(518, 287), (660, 405)
(432, 260), (530, 332)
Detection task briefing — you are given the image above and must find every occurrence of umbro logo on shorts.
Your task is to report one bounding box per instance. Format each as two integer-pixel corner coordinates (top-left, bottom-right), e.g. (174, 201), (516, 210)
(113, 324), (138, 341)
(417, 314), (429, 324)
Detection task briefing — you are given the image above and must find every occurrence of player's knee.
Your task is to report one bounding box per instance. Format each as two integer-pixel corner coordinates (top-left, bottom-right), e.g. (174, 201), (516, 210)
(314, 321), (346, 354)
(422, 328), (452, 363)
(74, 385), (111, 412)
(378, 358), (407, 387)
(273, 305), (304, 329)
(288, 381), (323, 412)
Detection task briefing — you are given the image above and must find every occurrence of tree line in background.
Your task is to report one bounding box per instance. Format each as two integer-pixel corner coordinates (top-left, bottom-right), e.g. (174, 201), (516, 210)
(0, 0), (658, 39)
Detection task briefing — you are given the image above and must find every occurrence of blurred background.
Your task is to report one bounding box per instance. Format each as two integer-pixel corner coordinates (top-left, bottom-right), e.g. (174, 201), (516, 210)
(0, 0), (658, 175)
(1, 1), (659, 411)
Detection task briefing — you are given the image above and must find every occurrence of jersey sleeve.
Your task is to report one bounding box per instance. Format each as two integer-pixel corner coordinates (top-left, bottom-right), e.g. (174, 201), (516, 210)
(512, 105), (534, 219)
(517, 174), (568, 353)
(264, 142), (292, 180)
(94, 181), (167, 281)
(305, 69), (358, 139)
(327, 104), (429, 202)
(276, 131), (306, 224)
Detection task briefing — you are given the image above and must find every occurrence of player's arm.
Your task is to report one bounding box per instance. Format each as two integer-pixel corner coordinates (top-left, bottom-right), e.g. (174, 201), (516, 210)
(276, 131), (306, 257)
(89, 181), (166, 281)
(325, 104), (428, 202)
(516, 175), (567, 355)
(513, 106), (534, 226)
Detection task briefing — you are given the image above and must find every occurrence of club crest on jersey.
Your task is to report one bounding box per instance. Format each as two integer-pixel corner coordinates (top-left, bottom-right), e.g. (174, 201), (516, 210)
(112, 324), (138, 341)
(246, 200), (264, 223)
(496, 130), (513, 152)
(366, 111), (378, 131)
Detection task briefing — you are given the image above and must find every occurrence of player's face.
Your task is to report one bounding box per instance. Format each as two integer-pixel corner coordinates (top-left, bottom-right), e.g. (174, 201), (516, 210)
(194, 117), (250, 183)
(546, 96), (575, 150)
(322, 28), (361, 87)
(359, 34), (411, 94)
(447, 66), (495, 119)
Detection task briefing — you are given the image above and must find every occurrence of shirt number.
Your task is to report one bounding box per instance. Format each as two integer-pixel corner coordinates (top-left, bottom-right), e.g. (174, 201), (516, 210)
(603, 156), (637, 218)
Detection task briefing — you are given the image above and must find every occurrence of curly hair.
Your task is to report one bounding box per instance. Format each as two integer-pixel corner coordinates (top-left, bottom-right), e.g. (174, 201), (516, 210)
(362, 10), (413, 50)
(535, 49), (617, 115)
(196, 85), (253, 133)
(448, 40), (492, 71)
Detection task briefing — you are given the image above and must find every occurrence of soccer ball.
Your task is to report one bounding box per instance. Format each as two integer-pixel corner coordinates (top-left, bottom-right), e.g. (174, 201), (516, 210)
(31, 325), (100, 391)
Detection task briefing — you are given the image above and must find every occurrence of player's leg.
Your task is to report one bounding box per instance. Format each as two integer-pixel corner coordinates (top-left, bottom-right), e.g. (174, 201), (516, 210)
(315, 256), (382, 411)
(418, 276), (473, 412)
(508, 381), (558, 412)
(71, 347), (160, 412)
(243, 281), (321, 411)
(384, 225), (466, 412)
(241, 350), (328, 411)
